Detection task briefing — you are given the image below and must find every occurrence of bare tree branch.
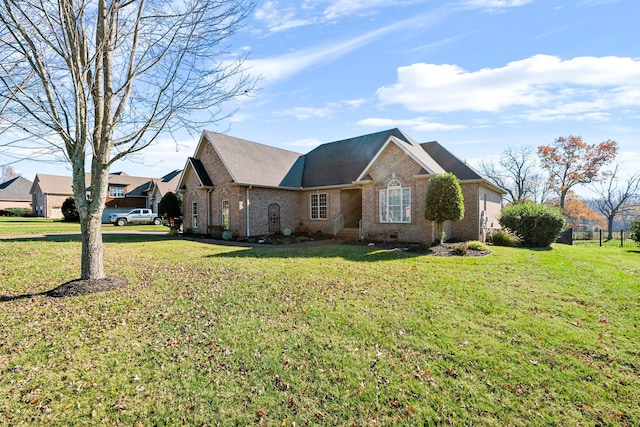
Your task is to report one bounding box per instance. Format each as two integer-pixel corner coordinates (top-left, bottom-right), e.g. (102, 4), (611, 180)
(591, 162), (640, 239)
(480, 145), (544, 204)
(0, 0), (256, 280)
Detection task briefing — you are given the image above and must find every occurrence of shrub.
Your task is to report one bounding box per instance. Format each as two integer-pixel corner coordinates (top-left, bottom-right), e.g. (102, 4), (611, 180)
(158, 191), (182, 218)
(61, 197), (80, 222)
(451, 242), (469, 255)
(467, 240), (489, 251)
(498, 203), (565, 247)
(630, 217), (640, 246)
(488, 229), (519, 247)
(0, 207), (33, 217)
(424, 173), (465, 243)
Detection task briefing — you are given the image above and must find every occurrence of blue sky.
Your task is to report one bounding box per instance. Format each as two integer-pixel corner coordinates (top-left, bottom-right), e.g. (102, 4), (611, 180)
(7, 0), (640, 185)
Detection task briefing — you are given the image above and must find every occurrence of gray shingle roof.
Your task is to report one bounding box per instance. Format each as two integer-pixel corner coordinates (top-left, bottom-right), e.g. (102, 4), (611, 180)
(30, 172), (178, 197)
(0, 176), (33, 201)
(302, 129), (403, 187)
(420, 141), (485, 180)
(198, 129), (488, 190)
(302, 128), (445, 186)
(188, 158), (213, 187)
(30, 173), (85, 195)
(204, 131), (302, 187)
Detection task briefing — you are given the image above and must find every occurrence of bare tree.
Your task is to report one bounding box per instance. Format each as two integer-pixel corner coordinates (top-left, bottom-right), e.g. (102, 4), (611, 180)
(480, 146), (543, 204)
(0, 0), (255, 282)
(591, 162), (640, 240)
(0, 165), (19, 183)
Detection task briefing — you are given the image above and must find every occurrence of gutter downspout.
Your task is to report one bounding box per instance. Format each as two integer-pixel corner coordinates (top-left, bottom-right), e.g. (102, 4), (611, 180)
(246, 186), (252, 237)
(207, 188), (213, 229)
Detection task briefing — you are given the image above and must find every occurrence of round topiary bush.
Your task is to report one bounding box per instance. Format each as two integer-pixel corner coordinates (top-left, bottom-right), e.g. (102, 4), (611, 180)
(498, 203), (565, 247)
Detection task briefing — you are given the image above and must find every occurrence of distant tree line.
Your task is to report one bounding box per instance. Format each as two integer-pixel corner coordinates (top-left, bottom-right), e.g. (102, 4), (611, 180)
(480, 135), (640, 239)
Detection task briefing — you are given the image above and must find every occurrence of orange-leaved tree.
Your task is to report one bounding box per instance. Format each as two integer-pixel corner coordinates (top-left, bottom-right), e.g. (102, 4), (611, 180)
(537, 136), (618, 211)
(549, 191), (605, 229)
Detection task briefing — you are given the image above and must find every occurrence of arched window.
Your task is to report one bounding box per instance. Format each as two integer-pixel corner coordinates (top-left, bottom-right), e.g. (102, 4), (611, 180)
(379, 179), (411, 223)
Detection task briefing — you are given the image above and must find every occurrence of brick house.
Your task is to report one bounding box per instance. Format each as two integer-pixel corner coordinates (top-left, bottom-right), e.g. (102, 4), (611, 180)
(30, 170), (181, 221)
(177, 128), (504, 243)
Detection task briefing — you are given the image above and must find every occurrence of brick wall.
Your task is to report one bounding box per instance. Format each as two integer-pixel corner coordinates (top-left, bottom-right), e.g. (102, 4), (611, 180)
(450, 183), (503, 241)
(450, 183), (480, 241)
(182, 135), (503, 243)
(360, 142), (434, 243)
(297, 189), (340, 235)
(243, 187), (300, 236)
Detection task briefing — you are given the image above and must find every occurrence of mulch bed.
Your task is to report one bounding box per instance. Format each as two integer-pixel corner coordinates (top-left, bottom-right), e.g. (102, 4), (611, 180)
(359, 241), (492, 257)
(45, 276), (129, 298)
(426, 243), (491, 257)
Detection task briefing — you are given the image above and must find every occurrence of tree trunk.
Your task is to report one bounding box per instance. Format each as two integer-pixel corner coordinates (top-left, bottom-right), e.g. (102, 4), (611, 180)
(435, 221), (445, 244)
(80, 211), (105, 280)
(607, 215), (614, 241)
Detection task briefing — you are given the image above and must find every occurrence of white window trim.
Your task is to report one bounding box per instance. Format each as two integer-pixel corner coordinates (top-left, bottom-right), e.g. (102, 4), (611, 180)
(379, 179), (411, 223)
(309, 193), (328, 220)
(192, 202), (198, 228)
(221, 200), (229, 230)
(109, 186), (125, 198)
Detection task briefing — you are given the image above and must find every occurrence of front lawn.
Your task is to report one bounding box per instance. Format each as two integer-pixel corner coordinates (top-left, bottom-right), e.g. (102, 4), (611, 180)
(0, 235), (638, 425)
(0, 216), (165, 236)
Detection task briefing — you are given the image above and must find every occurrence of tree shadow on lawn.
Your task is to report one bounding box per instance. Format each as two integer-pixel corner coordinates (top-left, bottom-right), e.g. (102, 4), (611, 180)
(205, 242), (491, 263)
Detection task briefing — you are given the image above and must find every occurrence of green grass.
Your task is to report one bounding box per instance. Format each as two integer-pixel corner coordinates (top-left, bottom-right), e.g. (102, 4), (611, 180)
(0, 216), (165, 236)
(0, 231), (638, 425)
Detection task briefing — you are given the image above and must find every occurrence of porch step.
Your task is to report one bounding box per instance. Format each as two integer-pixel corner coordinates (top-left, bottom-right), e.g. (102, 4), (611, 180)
(335, 227), (361, 241)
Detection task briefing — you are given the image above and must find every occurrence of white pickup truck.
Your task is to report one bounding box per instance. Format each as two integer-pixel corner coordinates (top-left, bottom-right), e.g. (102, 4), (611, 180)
(108, 208), (162, 226)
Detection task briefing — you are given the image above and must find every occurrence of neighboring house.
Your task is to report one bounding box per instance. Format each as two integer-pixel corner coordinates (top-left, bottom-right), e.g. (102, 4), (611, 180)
(177, 128), (504, 243)
(144, 170), (183, 214)
(0, 176), (33, 210)
(30, 170), (182, 222)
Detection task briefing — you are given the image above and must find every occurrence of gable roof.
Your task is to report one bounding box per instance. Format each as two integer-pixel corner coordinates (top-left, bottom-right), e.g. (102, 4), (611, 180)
(421, 141), (506, 193)
(187, 158), (214, 187)
(187, 128), (500, 192)
(30, 173), (86, 195)
(302, 128), (405, 187)
(0, 176), (33, 201)
(30, 171), (179, 197)
(204, 131), (302, 187)
(354, 129), (446, 183)
(149, 169), (183, 196)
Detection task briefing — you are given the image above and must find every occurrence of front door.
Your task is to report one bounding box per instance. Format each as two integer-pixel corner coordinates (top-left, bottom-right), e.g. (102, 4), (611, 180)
(340, 189), (362, 228)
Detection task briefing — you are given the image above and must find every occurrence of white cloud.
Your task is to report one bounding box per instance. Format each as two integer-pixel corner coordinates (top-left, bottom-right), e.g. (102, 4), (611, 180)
(322, 0), (425, 20)
(254, 0), (431, 33)
(358, 117), (467, 131)
(343, 98), (369, 108)
(254, 1), (315, 33)
(377, 55), (640, 119)
(244, 20), (411, 83)
(462, 0), (534, 12)
(277, 107), (333, 119)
